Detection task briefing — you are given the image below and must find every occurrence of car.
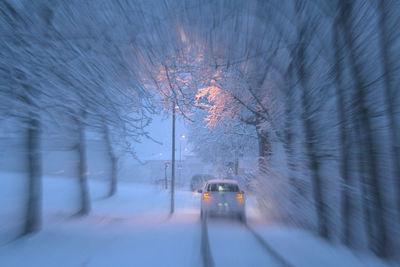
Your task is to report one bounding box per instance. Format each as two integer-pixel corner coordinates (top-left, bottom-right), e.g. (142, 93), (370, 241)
(198, 179), (246, 223)
(190, 174), (215, 191)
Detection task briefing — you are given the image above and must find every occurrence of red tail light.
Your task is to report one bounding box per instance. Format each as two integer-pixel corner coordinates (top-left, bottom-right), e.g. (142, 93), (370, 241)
(203, 193), (211, 200)
(236, 193), (244, 204)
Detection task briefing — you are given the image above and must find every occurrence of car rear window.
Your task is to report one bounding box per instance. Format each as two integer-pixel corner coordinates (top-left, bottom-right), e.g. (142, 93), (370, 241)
(207, 183), (239, 192)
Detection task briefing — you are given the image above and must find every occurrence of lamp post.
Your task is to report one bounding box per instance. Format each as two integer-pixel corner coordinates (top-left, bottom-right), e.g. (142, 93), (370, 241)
(170, 103), (176, 215)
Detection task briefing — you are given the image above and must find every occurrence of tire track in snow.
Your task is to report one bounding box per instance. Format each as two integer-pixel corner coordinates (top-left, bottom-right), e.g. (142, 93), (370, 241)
(202, 217), (292, 267)
(245, 224), (293, 267)
(201, 217), (215, 267)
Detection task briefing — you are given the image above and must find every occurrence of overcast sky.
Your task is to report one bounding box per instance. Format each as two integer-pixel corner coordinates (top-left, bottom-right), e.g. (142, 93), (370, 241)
(134, 115), (189, 161)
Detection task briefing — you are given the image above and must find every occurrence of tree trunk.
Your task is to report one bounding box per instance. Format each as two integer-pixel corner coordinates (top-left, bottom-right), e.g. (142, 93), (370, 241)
(297, 34), (330, 240)
(333, 22), (353, 247)
(339, 0), (388, 257)
(24, 114), (42, 235)
(104, 124), (117, 197)
(234, 150), (239, 176)
(284, 65), (304, 199)
(76, 114), (90, 216)
(377, 0), (400, 222)
(109, 156), (117, 197)
(354, 117), (374, 250)
(256, 124), (270, 174)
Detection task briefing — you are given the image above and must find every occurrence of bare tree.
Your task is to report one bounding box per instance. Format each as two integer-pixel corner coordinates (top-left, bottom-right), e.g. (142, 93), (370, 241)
(332, 20), (354, 246)
(377, 0), (400, 223)
(338, 0), (388, 257)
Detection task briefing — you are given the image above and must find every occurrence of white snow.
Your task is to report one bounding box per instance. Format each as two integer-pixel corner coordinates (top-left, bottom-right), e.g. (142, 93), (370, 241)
(250, 224), (390, 267)
(0, 172), (392, 267)
(208, 220), (278, 266)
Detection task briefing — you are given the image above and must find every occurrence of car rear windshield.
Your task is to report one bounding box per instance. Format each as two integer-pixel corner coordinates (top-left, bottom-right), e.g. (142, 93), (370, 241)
(207, 183), (239, 192)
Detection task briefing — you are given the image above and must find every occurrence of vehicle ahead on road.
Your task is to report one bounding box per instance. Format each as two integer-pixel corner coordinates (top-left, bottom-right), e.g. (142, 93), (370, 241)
(198, 179), (246, 222)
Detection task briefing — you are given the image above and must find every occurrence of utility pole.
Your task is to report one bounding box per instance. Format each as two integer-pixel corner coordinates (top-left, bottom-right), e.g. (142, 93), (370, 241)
(170, 103), (176, 215)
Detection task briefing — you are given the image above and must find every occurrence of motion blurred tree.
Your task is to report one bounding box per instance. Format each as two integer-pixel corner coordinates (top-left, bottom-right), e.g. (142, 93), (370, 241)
(0, 0), (57, 234)
(171, 0), (400, 257)
(1, 0), (400, 258)
(0, 0), (155, 231)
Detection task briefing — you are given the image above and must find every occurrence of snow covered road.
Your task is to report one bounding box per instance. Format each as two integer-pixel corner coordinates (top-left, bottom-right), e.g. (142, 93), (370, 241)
(0, 174), (391, 267)
(206, 220), (285, 267)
